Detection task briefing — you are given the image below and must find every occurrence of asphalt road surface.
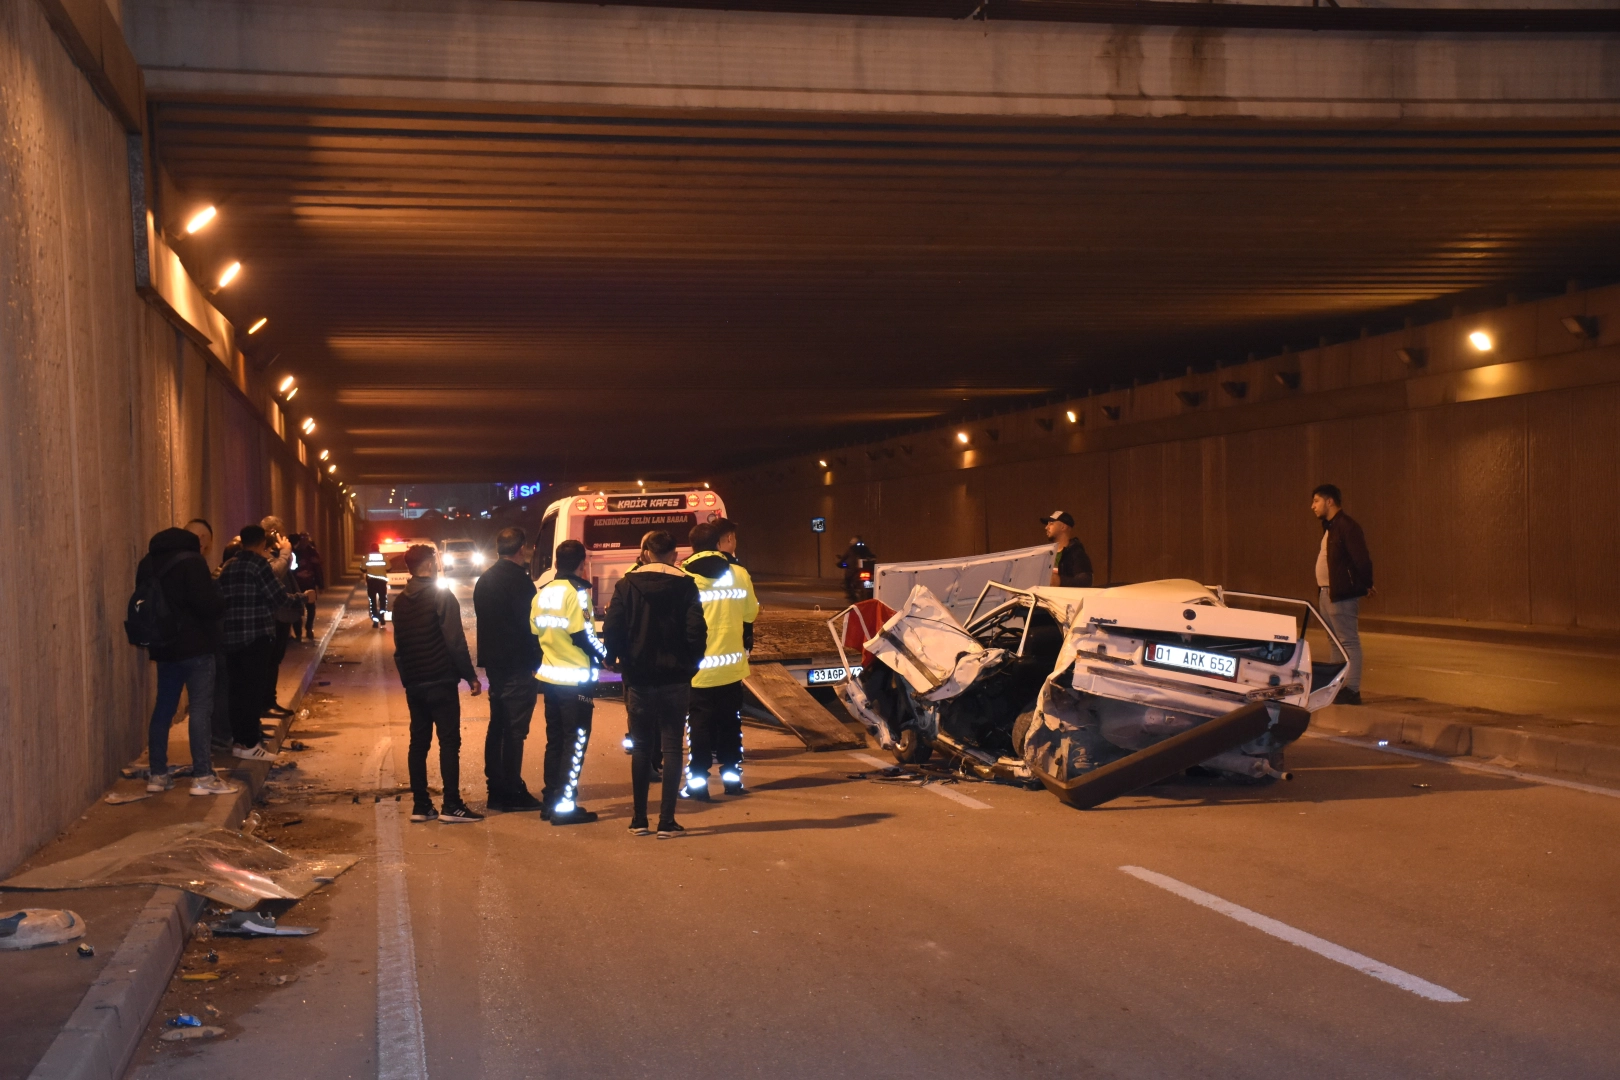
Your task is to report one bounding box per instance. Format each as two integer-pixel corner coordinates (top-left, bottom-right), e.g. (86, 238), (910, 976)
(130, 586), (1620, 1079)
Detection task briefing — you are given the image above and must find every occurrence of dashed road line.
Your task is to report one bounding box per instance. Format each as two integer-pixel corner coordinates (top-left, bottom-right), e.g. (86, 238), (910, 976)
(1119, 865), (1468, 1004)
(850, 752), (992, 809)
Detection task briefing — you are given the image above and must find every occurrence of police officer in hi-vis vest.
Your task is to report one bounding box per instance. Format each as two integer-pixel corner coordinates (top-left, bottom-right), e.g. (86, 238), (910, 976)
(531, 539), (607, 825)
(680, 518), (760, 799)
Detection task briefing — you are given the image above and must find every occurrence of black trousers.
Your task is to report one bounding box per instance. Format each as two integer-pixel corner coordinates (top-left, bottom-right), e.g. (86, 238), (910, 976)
(626, 682), (688, 827)
(302, 596), (317, 637)
(367, 578), (389, 623)
(485, 667), (538, 801)
(541, 685), (593, 809)
(225, 637), (275, 747)
(688, 681), (744, 777)
(266, 619), (292, 709)
(405, 681), (462, 808)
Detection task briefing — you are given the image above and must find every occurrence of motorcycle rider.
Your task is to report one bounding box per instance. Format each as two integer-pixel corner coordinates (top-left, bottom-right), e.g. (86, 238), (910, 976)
(681, 518), (759, 798)
(839, 536), (875, 601)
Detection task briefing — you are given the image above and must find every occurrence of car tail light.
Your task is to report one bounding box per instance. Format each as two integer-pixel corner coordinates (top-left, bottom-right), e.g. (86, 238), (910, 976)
(860, 571), (872, 580)
(593, 496), (606, 510)
(574, 497), (588, 511)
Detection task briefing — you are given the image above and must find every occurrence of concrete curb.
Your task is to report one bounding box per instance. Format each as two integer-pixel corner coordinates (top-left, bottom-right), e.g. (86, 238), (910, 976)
(1310, 703), (1620, 784)
(27, 586), (356, 1080)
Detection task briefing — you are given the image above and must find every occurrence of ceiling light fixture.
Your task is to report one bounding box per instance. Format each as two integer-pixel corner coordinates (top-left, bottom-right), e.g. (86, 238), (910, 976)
(1065, 410), (1077, 423)
(326, 463), (336, 474)
(247, 317), (268, 335)
(1561, 315), (1598, 339)
(284, 387), (298, 402)
(278, 375), (295, 394)
(184, 206), (217, 234)
(818, 459), (828, 467)
(319, 450), (330, 461)
(956, 431), (969, 444)
(1468, 330), (1494, 352)
(301, 418), (316, 435)
(217, 261), (241, 288)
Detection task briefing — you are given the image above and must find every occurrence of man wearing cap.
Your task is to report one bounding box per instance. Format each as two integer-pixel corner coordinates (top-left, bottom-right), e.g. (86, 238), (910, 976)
(1041, 511), (1094, 587)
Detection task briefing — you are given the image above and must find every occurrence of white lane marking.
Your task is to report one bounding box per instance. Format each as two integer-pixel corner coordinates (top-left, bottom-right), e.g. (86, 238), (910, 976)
(850, 752), (992, 809)
(1306, 732), (1620, 800)
(1407, 666), (1558, 685)
(1119, 866), (1468, 1004)
(370, 736), (430, 1080)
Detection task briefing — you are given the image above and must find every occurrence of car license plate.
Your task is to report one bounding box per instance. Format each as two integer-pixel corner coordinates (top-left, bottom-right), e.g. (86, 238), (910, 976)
(807, 665), (861, 685)
(1143, 643), (1237, 680)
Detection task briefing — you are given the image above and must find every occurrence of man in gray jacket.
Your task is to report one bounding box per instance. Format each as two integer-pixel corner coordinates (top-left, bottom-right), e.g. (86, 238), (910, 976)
(393, 545), (484, 823)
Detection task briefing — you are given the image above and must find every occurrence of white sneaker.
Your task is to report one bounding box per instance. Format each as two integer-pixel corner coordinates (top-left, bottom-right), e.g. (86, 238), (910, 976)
(145, 773), (172, 793)
(231, 744), (274, 761)
(190, 773), (240, 796)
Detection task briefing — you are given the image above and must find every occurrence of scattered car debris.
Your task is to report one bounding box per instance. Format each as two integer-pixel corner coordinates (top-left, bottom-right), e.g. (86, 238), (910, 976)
(267, 973), (300, 986)
(287, 740), (310, 750)
(829, 554), (1351, 810)
(180, 972), (221, 981)
(208, 911), (318, 938)
(104, 790), (153, 805)
(0, 909), (87, 950)
(160, 1025), (225, 1042)
(205, 950), (219, 963)
(77, 943), (95, 957)
(167, 1014), (203, 1028)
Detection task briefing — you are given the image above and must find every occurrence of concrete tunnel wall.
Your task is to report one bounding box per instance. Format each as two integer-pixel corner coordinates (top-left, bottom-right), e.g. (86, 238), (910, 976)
(723, 286), (1620, 634)
(0, 0), (350, 876)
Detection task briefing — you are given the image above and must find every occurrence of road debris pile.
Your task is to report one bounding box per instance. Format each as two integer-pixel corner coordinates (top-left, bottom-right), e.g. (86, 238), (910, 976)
(828, 553), (1352, 808)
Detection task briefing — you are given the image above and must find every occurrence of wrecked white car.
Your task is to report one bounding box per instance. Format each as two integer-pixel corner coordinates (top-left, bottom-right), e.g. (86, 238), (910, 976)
(829, 556), (1349, 809)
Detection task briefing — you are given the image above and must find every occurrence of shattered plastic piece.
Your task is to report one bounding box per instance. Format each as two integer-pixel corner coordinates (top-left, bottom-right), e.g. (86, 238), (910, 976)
(0, 823), (358, 909)
(208, 911), (318, 937)
(287, 740), (309, 750)
(0, 909), (87, 951)
(181, 972), (221, 981)
(168, 1014), (203, 1028)
(206, 950), (219, 963)
(268, 973), (299, 986)
(160, 1025), (225, 1042)
(104, 790), (152, 805)
(77, 942), (95, 957)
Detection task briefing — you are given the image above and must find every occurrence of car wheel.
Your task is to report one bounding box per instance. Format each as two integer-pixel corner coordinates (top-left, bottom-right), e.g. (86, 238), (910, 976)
(892, 727), (934, 765)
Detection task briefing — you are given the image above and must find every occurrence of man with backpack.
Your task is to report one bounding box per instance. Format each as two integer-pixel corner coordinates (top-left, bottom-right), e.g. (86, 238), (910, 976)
(129, 528), (239, 796)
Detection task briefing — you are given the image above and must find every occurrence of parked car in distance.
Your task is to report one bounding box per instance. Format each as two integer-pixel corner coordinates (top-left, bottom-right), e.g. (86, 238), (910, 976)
(440, 538), (484, 576)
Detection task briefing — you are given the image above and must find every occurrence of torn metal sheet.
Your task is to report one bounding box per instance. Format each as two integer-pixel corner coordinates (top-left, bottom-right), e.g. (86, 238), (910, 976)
(873, 544), (1053, 622)
(865, 585), (1007, 701)
(0, 822), (357, 909)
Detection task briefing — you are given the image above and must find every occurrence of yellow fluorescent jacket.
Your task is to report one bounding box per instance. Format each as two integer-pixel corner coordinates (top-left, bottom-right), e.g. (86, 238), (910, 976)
(532, 578), (597, 686)
(683, 551), (759, 688)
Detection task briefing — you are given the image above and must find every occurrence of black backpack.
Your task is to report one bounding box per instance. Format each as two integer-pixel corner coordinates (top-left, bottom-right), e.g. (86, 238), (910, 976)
(124, 552), (198, 650)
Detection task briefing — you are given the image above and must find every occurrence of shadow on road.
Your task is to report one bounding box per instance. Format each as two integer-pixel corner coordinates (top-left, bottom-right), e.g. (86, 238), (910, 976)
(692, 812), (893, 835)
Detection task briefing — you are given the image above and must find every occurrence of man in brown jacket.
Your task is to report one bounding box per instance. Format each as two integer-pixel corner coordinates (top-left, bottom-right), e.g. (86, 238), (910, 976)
(1311, 484), (1374, 705)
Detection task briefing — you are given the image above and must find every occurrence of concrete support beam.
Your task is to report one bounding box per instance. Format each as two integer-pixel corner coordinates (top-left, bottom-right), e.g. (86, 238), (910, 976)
(33, 0), (144, 130)
(127, 0), (1620, 120)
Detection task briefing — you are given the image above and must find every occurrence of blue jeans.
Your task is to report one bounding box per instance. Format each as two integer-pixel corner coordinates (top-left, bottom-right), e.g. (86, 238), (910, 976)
(1319, 588), (1363, 692)
(150, 655), (216, 778)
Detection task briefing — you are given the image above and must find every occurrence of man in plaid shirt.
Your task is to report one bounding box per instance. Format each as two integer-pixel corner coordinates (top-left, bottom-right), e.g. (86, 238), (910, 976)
(219, 524), (302, 760)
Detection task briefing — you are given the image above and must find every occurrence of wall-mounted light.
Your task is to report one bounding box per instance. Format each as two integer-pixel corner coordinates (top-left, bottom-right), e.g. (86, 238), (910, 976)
(1396, 348), (1426, 367)
(318, 449), (330, 462)
(301, 418), (316, 435)
(955, 431), (969, 444)
(284, 387), (298, 402)
(1065, 409), (1078, 423)
(1175, 390), (1205, 407)
(1274, 371), (1302, 390)
(326, 463), (336, 474)
(818, 459), (828, 468)
(247, 317), (268, 335)
(277, 375), (295, 394)
(1561, 315), (1598, 340)
(184, 206), (217, 235)
(1220, 381), (1248, 399)
(1468, 330), (1494, 352)
(217, 261), (241, 289)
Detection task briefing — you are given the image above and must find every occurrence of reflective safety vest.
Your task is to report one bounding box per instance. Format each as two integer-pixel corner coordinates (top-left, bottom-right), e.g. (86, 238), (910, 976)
(532, 576), (602, 686)
(682, 551), (759, 688)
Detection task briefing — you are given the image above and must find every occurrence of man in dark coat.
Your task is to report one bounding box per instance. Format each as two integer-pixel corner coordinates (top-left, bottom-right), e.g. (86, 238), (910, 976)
(603, 530), (707, 838)
(135, 528), (238, 796)
(393, 544), (484, 823)
(1312, 484), (1375, 705)
(473, 527), (542, 812)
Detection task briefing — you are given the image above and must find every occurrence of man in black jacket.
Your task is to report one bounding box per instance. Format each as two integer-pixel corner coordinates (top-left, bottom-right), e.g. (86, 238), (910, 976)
(393, 545), (484, 823)
(135, 528), (239, 797)
(603, 530), (707, 838)
(474, 527), (542, 813)
(1312, 484), (1375, 705)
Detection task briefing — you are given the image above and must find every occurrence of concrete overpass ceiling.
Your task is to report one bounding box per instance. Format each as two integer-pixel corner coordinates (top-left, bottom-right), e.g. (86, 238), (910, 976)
(152, 96), (1620, 482)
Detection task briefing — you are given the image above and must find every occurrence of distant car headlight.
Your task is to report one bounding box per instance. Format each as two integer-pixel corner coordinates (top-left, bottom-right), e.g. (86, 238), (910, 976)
(436, 577), (453, 590)
(472, 553), (485, 565)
